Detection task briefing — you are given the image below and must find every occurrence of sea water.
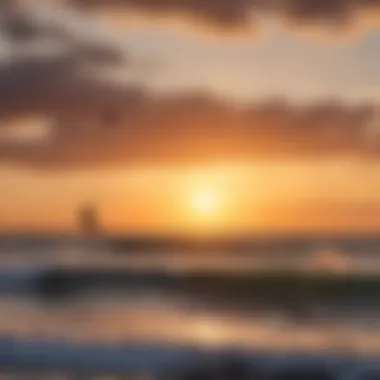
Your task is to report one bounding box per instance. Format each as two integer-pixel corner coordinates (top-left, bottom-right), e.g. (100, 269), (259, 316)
(1, 235), (380, 378)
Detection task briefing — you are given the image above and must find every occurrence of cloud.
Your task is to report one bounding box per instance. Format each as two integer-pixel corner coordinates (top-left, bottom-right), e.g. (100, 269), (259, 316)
(0, 0), (147, 167)
(0, 54), (129, 120)
(0, 0), (129, 63)
(66, 0), (380, 37)
(1, 11), (127, 65)
(0, 0), (379, 169)
(0, 80), (378, 168)
(0, 0), (142, 122)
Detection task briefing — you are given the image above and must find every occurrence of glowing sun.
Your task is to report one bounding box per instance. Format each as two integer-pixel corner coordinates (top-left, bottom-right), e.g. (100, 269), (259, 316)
(190, 189), (220, 216)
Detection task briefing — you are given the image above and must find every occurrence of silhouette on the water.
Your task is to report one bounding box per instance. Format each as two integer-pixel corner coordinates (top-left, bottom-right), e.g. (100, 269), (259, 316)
(78, 204), (102, 236)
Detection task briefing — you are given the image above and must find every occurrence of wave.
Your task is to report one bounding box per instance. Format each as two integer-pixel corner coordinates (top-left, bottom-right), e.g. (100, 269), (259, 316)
(0, 337), (379, 379)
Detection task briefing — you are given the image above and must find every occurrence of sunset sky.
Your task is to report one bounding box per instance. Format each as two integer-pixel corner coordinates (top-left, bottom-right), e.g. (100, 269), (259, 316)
(2, 0), (380, 233)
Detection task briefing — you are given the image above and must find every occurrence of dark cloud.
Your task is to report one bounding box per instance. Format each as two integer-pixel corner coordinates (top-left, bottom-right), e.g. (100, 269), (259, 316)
(0, 1), (379, 168)
(0, 0), (135, 119)
(72, 0), (260, 30)
(0, 79), (377, 168)
(0, 0), (128, 64)
(1, 13), (44, 41)
(0, 55), (133, 120)
(66, 0), (380, 34)
(0, 1), (57, 41)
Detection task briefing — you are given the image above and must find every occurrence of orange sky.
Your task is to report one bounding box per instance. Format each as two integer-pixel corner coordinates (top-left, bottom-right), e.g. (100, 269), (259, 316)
(2, 160), (380, 234)
(3, 1), (380, 234)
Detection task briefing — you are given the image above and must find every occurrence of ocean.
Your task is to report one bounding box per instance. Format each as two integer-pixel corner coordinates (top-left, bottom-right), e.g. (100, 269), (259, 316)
(1, 234), (380, 378)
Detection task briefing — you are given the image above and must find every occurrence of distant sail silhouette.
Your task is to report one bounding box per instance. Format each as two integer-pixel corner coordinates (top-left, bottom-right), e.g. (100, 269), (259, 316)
(78, 204), (101, 236)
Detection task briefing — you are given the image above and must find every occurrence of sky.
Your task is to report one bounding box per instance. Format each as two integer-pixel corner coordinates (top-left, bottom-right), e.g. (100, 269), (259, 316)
(2, 0), (380, 234)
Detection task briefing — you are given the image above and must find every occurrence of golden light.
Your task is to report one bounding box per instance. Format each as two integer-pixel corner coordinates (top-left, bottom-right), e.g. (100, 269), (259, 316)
(180, 168), (237, 233)
(191, 189), (220, 216)
(192, 318), (225, 346)
(184, 186), (228, 234)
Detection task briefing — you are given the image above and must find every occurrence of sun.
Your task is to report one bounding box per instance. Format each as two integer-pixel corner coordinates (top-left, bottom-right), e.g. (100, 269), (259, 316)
(190, 189), (220, 216)
(182, 171), (232, 233)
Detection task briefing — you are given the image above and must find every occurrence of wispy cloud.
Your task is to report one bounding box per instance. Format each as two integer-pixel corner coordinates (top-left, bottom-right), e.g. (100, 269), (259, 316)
(66, 0), (380, 37)
(1, 1), (380, 168)
(0, 87), (378, 168)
